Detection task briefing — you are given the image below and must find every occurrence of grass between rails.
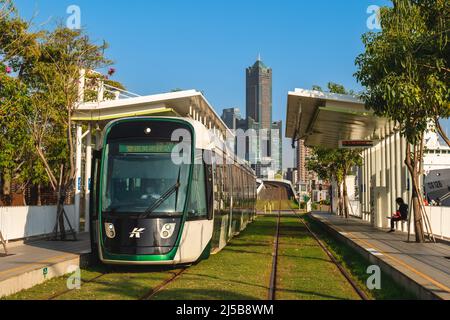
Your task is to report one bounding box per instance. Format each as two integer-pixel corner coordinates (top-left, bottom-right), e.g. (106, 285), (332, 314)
(154, 215), (362, 300)
(276, 216), (361, 300)
(304, 214), (417, 300)
(4, 213), (411, 300)
(152, 217), (276, 300)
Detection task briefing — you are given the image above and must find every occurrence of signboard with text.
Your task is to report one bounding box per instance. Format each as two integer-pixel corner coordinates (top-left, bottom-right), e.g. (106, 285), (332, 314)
(339, 140), (375, 149)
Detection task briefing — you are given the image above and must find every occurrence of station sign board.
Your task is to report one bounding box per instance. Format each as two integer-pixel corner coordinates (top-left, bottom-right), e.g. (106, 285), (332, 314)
(339, 140), (375, 149)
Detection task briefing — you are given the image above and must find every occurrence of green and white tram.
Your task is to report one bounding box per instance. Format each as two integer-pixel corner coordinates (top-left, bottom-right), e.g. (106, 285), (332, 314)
(90, 117), (257, 265)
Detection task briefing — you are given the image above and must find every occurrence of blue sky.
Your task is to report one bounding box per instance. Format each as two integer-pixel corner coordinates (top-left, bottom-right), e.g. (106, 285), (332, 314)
(15, 0), (448, 168)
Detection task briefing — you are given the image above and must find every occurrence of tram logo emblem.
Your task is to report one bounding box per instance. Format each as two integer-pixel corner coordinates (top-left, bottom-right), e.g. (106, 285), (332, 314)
(129, 228), (146, 238)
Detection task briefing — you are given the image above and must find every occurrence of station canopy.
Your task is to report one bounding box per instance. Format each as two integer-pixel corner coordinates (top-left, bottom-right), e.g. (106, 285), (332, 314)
(285, 89), (387, 148)
(72, 89), (232, 136)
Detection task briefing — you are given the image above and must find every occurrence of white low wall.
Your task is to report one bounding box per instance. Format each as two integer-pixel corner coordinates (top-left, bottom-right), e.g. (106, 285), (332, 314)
(424, 207), (450, 240)
(0, 205), (76, 242)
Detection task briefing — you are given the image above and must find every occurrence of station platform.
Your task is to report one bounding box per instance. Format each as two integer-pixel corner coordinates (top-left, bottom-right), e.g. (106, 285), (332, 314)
(310, 212), (450, 300)
(0, 233), (91, 298)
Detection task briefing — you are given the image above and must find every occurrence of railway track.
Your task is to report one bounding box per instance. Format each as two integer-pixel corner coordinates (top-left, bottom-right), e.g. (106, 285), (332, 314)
(298, 214), (370, 300)
(46, 266), (189, 300)
(47, 271), (109, 300)
(267, 187), (369, 301)
(268, 196), (281, 300)
(139, 267), (188, 300)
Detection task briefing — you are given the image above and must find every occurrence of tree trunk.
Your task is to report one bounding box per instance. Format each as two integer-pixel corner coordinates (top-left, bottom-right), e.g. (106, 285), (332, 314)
(405, 143), (425, 243)
(411, 186), (425, 243)
(336, 183), (343, 216)
(55, 184), (67, 240)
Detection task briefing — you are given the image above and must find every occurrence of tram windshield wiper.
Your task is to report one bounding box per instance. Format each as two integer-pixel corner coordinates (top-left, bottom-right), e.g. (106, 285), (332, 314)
(139, 168), (181, 218)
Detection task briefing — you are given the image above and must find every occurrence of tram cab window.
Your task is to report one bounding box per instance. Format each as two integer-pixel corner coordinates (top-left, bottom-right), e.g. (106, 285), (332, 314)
(187, 154), (207, 220)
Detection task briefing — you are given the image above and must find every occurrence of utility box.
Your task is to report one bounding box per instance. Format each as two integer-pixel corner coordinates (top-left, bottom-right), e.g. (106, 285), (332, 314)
(373, 187), (388, 228)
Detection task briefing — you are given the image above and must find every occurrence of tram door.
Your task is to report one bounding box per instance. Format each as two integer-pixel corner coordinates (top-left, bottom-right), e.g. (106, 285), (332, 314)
(89, 150), (102, 253)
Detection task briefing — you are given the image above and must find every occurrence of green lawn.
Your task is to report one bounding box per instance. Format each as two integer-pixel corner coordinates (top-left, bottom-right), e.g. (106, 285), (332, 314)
(305, 215), (417, 300)
(276, 216), (361, 300)
(5, 266), (105, 300)
(4, 213), (402, 300)
(152, 217), (276, 300)
(154, 215), (362, 300)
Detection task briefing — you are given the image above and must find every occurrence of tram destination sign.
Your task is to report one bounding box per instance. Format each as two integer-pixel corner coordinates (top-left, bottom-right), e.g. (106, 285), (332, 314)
(339, 140), (375, 149)
(119, 142), (177, 154)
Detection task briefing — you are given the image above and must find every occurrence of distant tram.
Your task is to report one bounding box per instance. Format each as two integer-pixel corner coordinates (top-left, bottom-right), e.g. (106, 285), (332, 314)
(90, 117), (257, 265)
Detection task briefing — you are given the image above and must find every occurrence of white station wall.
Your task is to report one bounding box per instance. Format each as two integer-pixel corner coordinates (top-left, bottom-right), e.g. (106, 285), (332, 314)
(0, 205), (76, 241)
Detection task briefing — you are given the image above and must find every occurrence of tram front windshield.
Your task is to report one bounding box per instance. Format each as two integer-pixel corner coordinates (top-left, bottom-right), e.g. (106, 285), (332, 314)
(101, 140), (190, 215)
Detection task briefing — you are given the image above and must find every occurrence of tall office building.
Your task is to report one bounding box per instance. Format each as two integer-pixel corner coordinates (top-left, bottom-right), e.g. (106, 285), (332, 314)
(271, 120), (283, 174)
(241, 56), (282, 179)
(246, 56), (272, 130)
(221, 108), (242, 130)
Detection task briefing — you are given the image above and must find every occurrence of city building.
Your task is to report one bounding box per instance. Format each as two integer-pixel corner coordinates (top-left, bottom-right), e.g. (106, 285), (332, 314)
(285, 168), (298, 186)
(246, 55), (272, 130)
(221, 108), (242, 130)
(271, 120), (283, 174)
(296, 140), (319, 187)
(242, 57), (282, 179)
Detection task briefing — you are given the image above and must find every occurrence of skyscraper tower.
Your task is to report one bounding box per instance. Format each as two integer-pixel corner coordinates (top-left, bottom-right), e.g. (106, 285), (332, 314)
(246, 55), (272, 129)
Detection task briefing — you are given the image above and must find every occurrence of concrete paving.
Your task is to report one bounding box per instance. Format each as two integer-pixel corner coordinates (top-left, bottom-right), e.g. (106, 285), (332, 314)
(0, 233), (90, 298)
(311, 212), (450, 300)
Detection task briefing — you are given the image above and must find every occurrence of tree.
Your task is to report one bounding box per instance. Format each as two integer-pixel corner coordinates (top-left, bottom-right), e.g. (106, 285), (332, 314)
(355, 0), (448, 242)
(327, 82), (347, 95)
(307, 148), (362, 218)
(1, 3), (112, 239)
(306, 83), (363, 217)
(0, 65), (38, 204)
(0, 1), (46, 204)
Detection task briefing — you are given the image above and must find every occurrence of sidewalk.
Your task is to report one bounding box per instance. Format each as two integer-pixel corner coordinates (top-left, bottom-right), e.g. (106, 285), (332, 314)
(0, 233), (91, 298)
(310, 212), (450, 300)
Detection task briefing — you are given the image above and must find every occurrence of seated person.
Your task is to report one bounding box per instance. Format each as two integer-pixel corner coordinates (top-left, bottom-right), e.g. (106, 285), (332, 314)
(387, 198), (408, 233)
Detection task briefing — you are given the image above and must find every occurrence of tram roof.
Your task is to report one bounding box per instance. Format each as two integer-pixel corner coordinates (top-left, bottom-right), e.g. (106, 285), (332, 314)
(73, 89), (233, 137)
(285, 88), (388, 148)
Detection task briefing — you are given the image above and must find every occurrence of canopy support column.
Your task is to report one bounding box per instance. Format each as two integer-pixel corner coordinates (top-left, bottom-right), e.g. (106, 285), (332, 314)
(84, 124), (92, 232)
(74, 125), (83, 233)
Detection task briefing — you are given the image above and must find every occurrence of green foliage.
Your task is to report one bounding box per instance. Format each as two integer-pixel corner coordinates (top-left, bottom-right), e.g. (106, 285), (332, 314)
(307, 147), (362, 185)
(312, 82), (357, 96)
(355, 0), (449, 145)
(0, 3), (118, 198)
(354, 0), (448, 240)
(327, 82), (347, 94)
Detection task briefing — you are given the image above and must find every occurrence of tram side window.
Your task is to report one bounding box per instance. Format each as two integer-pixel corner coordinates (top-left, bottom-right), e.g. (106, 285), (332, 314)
(187, 161), (207, 220)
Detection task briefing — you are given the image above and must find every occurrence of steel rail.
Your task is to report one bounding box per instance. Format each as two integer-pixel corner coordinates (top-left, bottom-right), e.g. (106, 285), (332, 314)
(268, 190), (282, 300)
(296, 212), (370, 301)
(47, 271), (109, 300)
(139, 267), (188, 300)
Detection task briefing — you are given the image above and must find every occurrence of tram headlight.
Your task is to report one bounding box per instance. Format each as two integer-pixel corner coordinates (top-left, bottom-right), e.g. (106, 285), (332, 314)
(105, 223), (116, 239)
(160, 223), (176, 239)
